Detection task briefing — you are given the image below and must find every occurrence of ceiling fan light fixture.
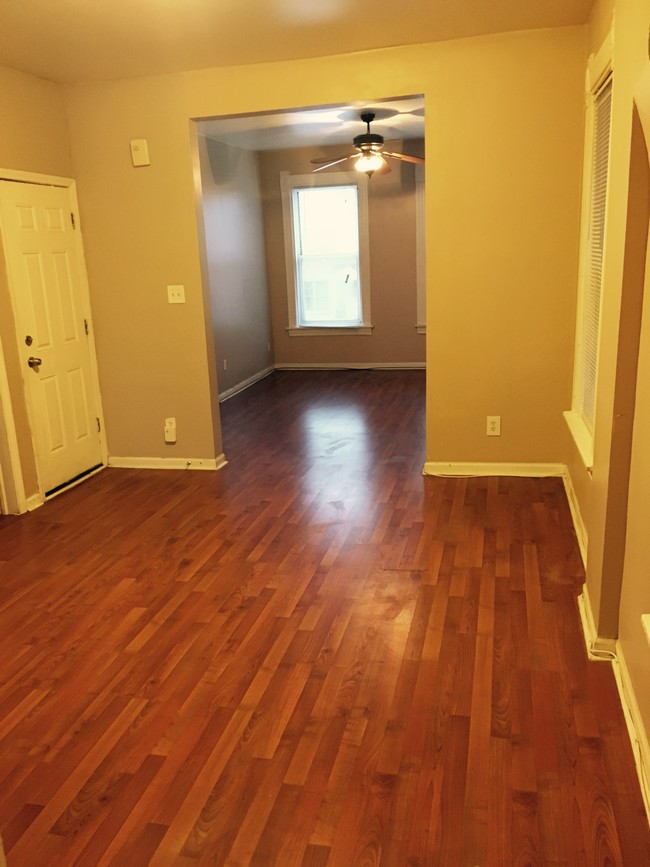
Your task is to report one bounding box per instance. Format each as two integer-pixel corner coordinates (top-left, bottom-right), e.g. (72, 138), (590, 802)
(356, 152), (384, 176)
(310, 108), (424, 175)
(352, 134), (384, 152)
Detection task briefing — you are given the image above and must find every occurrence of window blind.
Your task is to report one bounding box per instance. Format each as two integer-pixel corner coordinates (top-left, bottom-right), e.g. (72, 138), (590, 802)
(581, 75), (612, 429)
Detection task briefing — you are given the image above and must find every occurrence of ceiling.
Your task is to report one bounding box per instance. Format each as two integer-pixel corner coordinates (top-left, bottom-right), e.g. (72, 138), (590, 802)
(0, 0), (594, 86)
(198, 96), (426, 151)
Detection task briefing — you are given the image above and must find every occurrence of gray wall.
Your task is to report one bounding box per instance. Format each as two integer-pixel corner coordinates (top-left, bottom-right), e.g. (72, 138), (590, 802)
(258, 141), (425, 366)
(199, 136), (273, 396)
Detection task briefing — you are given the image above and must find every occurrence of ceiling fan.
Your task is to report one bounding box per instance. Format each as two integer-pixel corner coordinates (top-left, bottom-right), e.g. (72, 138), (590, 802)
(311, 111), (425, 177)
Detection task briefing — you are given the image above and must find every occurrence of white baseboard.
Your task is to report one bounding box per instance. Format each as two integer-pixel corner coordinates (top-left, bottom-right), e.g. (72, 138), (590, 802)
(560, 468), (588, 565)
(25, 493), (44, 512)
(577, 589), (597, 651)
(578, 590), (649, 822)
(422, 461), (566, 478)
(219, 367), (274, 402)
(108, 454), (227, 471)
(577, 586), (617, 656)
(273, 362), (425, 370)
(612, 640), (650, 821)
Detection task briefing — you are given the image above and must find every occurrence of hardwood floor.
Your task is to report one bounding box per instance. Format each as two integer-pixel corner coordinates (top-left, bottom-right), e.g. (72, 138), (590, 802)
(0, 369), (648, 865)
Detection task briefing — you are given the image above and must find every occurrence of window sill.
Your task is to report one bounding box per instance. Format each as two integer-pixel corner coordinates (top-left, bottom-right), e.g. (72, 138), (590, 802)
(563, 409), (594, 471)
(287, 326), (373, 337)
(642, 614), (650, 649)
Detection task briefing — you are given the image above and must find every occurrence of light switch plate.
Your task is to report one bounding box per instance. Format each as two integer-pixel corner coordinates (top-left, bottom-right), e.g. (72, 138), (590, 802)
(130, 138), (150, 167)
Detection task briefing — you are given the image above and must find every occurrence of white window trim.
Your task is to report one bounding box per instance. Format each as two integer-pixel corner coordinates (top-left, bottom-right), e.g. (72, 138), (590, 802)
(415, 164), (426, 334)
(563, 409), (595, 470)
(565, 33), (613, 471)
(280, 170), (372, 336)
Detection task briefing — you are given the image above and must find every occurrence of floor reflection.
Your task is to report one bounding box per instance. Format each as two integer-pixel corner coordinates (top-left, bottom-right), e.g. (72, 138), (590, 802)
(220, 370), (425, 529)
(299, 403), (371, 524)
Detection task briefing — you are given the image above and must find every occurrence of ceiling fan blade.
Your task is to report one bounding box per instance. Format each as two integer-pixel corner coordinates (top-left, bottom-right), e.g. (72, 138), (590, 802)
(383, 151), (425, 165)
(311, 154), (350, 165)
(312, 156), (352, 172)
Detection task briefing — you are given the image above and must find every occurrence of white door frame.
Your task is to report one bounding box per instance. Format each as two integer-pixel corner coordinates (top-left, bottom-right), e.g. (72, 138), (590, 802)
(0, 328), (28, 514)
(0, 168), (106, 514)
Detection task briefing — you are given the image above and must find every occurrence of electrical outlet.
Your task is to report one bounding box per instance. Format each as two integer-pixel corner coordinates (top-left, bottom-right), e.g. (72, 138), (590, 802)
(164, 417), (176, 443)
(487, 415), (501, 436)
(167, 284), (185, 304)
(223, 359), (228, 371)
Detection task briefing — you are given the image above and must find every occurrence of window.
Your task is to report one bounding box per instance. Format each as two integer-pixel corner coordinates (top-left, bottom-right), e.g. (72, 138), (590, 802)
(280, 171), (371, 335)
(564, 39), (613, 469)
(580, 75), (612, 429)
(293, 185), (360, 326)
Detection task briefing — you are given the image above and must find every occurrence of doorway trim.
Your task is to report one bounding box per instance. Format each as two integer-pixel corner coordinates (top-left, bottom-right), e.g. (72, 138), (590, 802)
(0, 167), (106, 514)
(0, 327), (28, 514)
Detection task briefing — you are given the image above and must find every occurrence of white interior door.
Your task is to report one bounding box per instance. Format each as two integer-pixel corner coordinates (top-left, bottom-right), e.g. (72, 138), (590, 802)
(0, 180), (103, 495)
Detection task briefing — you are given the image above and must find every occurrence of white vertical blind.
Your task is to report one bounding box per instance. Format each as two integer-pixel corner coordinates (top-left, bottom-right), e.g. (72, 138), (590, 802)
(581, 75), (612, 429)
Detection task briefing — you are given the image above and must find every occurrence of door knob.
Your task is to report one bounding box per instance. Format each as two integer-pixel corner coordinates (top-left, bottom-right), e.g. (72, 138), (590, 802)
(27, 356), (42, 369)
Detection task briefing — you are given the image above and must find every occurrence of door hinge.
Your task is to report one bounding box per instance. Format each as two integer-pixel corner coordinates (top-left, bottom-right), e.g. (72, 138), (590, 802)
(84, 318), (89, 336)
(71, 212), (76, 229)
(96, 417), (101, 433)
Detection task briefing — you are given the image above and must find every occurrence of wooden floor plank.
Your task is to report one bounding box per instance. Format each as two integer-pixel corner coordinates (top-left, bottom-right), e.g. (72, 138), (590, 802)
(0, 369), (648, 865)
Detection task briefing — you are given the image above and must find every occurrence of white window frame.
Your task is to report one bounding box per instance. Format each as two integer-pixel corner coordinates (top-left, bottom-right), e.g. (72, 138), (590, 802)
(564, 33), (613, 470)
(415, 164), (426, 334)
(280, 170), (372, 336)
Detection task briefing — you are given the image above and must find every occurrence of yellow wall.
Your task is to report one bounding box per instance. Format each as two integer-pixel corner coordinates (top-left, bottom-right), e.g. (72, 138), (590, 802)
(628, 32), (650, 759)
(63, 76), (222, 460)
(564, 0), (650, 639)
(62, 27), (586, 467)
(426, 29), (586, 464)
(588, 0), (615, 54)
(0, 66), (73, 177)
(559, 0), (650, 749)
(617, 101), (650, 747)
